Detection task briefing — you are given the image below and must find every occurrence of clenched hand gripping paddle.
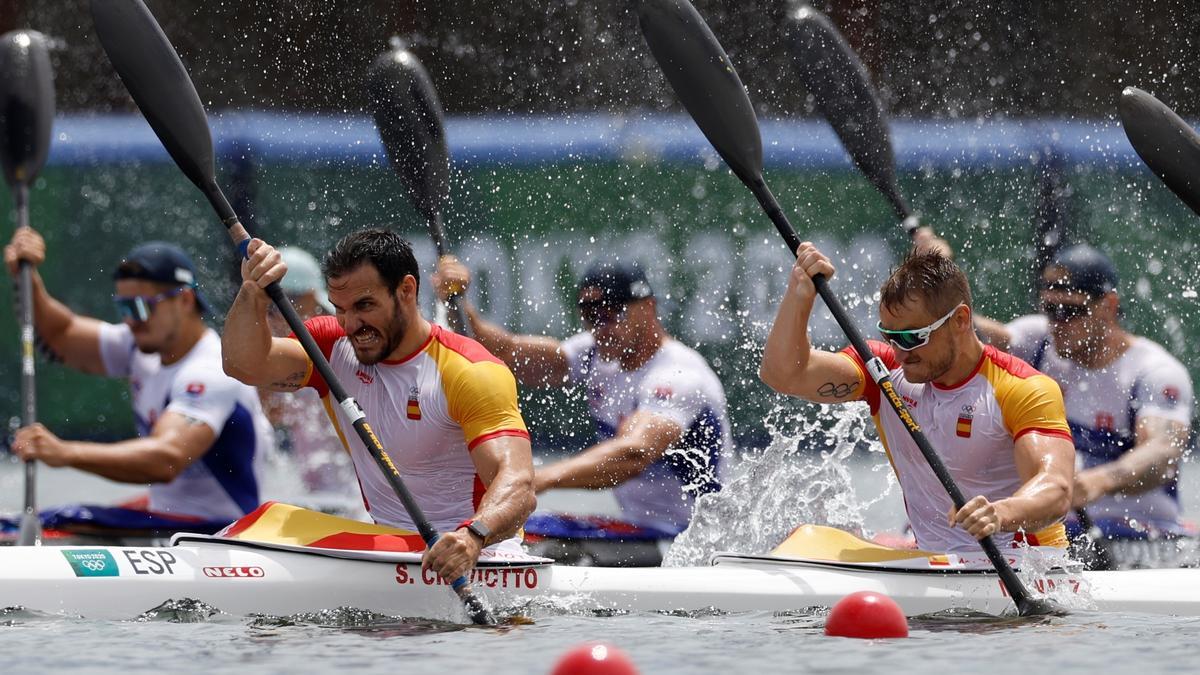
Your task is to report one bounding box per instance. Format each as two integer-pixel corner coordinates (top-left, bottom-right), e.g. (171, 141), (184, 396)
(89, 0), (494, 625)
(638, 0), (1057, 617)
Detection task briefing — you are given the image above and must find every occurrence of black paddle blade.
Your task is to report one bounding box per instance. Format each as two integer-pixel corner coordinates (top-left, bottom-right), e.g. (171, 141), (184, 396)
(638, 0), (763, 187)
(1119, 87), (1200, 218)
(366, 40), (451, 225)
(785, 4), (910, 221)
(0, 30), (55, 189)
(91, 0), (221, 209)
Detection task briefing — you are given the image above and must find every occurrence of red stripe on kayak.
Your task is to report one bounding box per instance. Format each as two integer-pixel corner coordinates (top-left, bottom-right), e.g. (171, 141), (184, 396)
(306, 531), (428, 552)
(219, 501), (278, 539)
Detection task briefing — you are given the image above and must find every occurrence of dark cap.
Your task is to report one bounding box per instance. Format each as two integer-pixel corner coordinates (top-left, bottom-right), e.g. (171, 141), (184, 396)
(114, 241), (212, 314)
(577, 259), (654, 306)
(1045, 244), (1117, 297)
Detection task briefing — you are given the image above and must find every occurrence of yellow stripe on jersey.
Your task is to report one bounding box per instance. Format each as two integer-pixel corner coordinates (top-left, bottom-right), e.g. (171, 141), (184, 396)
(429, 339), (528, 449)
(321, 395), (352, 455)
(1030, 522), (1068, 548)
(981, 358), (1072, 440)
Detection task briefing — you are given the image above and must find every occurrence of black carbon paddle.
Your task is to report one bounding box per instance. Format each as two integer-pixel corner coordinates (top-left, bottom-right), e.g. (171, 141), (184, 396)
(89, 0), (494, 625)
(785, 3), (919, 235)
(0, 29), (55, 547)
(1119, 87), (1200, 217)
(366, 39), (470, 336)
(639, 0), (1057, 617)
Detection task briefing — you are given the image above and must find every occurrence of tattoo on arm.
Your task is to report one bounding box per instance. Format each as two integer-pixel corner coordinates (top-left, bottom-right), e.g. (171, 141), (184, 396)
(179, 413), (208, 427)
(817, 381), (858, 399)
(269, 369), (308, 392)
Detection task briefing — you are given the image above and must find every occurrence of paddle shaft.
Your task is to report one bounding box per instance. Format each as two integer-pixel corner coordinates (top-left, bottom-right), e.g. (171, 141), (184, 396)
(199, 184), (491, 622)
(366, 42), (470, 337)
(1074, 507), (1114, 571)
(750, 179), (1047, 615)
(424, 204), (469, 336)
(88, 0), (492, 623)
(11, 183), (39, 546)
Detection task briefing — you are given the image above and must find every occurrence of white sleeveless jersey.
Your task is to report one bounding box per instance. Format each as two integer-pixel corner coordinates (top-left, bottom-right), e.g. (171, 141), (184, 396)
(98, 324), (274, 521)
(841, 341), (1073, 552)
(1007, 314), (1194, 528)
(298, 318), (529, 536)
(561, 333), (732, 533)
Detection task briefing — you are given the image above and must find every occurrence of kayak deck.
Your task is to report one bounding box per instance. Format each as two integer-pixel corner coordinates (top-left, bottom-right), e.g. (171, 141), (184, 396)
(2, 538), (1200, 620)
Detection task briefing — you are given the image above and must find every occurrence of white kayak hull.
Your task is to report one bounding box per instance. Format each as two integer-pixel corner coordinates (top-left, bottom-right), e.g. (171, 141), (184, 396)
(3, 537), (1200, 620)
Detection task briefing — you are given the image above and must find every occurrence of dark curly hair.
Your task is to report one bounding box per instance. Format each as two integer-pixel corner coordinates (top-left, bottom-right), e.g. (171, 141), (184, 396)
(321, 228), (420, 294)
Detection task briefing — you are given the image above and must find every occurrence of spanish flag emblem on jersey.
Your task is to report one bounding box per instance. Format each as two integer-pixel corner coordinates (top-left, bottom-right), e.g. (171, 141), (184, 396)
(956, 414), (973, 438)
(406, 395), (421, 420)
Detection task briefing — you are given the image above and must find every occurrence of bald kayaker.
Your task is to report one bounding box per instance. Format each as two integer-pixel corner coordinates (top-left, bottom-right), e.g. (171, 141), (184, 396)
(760, 243), (1076, 553)
(434, 256), (732, 536)
(223, 228), (535, 584)
(969, 243), (1194, 543)
(4, 227), (274, 524)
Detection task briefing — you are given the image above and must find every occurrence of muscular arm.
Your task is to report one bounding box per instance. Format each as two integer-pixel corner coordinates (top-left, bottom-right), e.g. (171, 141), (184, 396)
(462, 302), (569, 387)
(972, 314), (1012, 350)
(420, 433), (536, 580)
(222, 281), (311, 391)
(534, 410), (684, 491)
(758, 278), (863, 403)
(992, 433), (1075, 533)
(466, 435), (537, 544)
(55, 411), (216, 484)
(1075, 415), (1189, 506)
(23, 270), (107, 374)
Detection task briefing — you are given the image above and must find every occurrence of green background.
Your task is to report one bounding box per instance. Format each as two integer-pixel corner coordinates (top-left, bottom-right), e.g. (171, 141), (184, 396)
(2, 118), (1196, 450)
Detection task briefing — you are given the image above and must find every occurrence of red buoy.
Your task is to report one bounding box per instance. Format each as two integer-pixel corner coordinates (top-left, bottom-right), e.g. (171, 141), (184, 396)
(824, 591), (909, 638)
(551, 642), (639, 675)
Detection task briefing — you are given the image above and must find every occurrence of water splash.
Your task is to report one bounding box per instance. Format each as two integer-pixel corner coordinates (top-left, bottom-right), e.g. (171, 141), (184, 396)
(664, 401), (894, 567)
(137, 598), (224, 623)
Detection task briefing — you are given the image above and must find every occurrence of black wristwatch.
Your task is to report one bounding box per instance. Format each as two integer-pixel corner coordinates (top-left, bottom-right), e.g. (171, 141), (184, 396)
(459, 519), (491, 544)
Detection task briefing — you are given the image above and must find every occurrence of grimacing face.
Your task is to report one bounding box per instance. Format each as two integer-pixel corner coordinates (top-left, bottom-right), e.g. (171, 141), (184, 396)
(114, 278), (193, 354)
(327, 263), (414, 365)
(877, 299), (961, 384)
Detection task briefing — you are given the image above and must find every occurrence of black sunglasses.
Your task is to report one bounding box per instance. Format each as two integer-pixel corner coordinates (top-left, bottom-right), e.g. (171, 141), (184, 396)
(1042, 301), (1092, 323)
(579, 301), (627, 329)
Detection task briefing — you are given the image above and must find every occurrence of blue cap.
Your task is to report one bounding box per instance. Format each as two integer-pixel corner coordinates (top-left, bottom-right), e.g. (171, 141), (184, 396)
(1045, 244), (1117, 297)
(578, 259), (654, 306)
(114, 241), (212, 315)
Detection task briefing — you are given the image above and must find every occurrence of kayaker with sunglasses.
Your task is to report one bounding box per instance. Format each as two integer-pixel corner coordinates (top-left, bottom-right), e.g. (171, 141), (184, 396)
(971, 244), (1194, 544)
(3, 229), (274, 525)
(433, 256), (731, 542)
(760, 242), (1075, 553)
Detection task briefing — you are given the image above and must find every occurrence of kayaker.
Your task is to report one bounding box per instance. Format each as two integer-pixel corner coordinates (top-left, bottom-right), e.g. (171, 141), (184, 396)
(966, 242), (1194, 541)
(258, 246), (355, 501)
(4, 228), (274, 523)
(759, 243), (1076, 553)
(433, 256), (731, 536)
(223, 228), (535, 584)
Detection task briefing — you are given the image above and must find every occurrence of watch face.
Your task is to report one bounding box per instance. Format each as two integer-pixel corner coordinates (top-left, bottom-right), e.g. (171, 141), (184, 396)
(468, 521), (490, 540)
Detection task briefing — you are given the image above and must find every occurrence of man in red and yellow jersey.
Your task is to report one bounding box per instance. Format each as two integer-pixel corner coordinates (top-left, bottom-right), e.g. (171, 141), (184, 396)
(222, 228), (535, 583)
(759, 243), (1075, 553)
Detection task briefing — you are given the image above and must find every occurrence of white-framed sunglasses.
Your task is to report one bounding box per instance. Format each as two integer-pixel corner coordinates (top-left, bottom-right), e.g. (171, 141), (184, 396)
(877, 304), (964, 351)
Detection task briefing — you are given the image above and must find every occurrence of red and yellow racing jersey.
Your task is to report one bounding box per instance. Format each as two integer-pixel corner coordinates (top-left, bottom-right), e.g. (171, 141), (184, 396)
(294, 318), (529, 534)
(841, 341), (1072, 552)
